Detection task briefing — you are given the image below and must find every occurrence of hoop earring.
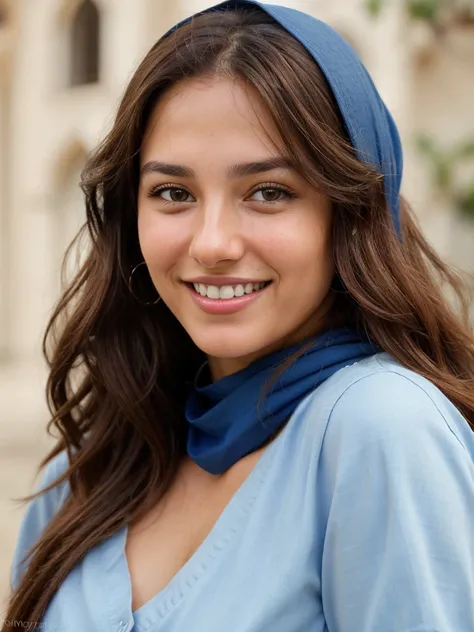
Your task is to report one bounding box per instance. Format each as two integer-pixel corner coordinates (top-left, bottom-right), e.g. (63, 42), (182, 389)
(193, 360), (209, 388)
(128, 262), (162, 306)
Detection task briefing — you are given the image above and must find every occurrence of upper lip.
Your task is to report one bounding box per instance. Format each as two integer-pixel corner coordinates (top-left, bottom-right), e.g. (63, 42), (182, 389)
(183, 276), (270, 286)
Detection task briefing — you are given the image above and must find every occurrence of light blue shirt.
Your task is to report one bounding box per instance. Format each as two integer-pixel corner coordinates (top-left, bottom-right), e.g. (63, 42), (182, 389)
(10, 353), (474, 631)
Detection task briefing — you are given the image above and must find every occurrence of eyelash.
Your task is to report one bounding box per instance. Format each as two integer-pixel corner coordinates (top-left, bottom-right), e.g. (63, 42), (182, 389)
(146, 182), (297, 205)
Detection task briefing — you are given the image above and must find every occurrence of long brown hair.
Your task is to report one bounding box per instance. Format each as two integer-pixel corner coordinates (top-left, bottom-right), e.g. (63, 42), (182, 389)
(4, 5), (474, 625)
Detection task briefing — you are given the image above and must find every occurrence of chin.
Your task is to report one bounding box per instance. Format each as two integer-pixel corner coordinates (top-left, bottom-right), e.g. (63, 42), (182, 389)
(189, 331), (273, 364)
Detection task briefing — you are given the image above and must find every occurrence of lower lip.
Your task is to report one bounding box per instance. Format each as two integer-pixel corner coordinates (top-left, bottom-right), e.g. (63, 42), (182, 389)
(185, 283), (271, 315)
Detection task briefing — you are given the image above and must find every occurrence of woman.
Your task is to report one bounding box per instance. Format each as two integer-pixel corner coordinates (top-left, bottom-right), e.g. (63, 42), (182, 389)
(5, 1), (474, 630)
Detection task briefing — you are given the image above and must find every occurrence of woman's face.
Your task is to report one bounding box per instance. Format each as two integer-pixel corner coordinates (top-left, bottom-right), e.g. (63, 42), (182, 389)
(138, 75), (334, 380)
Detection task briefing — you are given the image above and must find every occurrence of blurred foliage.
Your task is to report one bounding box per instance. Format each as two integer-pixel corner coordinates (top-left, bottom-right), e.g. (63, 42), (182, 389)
(366, 0), (474, 219)
(365, 0), (474, 29)
(366, 0), (384, 15)
(458, 182), (474, 218)
(410, 0), (441, 21)
(417, 134), (474, 219)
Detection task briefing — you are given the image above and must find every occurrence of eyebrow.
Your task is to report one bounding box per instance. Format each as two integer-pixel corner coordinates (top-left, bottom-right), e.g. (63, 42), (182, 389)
(140, 156), (296, 179)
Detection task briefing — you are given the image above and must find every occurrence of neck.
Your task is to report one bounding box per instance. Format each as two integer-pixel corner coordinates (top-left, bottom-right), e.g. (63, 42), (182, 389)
(207, 292), (337, 381)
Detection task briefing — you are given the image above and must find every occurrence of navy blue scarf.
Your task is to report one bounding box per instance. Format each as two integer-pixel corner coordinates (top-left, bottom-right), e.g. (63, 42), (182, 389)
(186, 330), (378, 474)
(163, 1), (403, 474)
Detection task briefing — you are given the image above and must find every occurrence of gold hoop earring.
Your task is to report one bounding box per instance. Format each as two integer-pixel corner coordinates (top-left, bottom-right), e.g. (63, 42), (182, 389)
(193, 360), (209, 388)
(128, 262), (162, 306)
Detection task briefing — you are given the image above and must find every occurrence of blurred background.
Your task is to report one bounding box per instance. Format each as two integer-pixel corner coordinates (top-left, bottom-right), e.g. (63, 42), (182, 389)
(0, 0), (473, 604)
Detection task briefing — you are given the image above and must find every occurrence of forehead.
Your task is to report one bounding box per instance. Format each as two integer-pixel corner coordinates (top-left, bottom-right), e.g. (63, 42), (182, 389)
(140, 76), (284, 163)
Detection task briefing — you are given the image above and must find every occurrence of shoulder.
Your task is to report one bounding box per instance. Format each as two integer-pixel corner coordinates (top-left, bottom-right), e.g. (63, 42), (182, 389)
(10, 449), (71, 591)
(297, 353), (474, 467)
(310, 356), (474, 630)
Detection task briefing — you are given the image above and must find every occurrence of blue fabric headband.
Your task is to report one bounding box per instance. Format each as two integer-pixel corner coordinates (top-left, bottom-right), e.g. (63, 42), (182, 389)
(162, 0), (404, 236)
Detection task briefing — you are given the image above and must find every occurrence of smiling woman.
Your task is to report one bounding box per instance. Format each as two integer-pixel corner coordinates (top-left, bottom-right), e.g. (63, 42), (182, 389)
(137, 76), (334, 374)
(4, 1), (474, 631)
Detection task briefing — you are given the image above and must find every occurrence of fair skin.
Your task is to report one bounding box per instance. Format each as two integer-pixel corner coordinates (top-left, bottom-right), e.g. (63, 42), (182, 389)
(137, 75), (334, 381)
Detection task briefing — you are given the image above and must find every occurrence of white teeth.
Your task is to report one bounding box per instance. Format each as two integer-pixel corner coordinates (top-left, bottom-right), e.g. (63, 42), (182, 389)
(219, 285), (234, 299)
(193, 283), (208, 296)
(191, 281), (269, 300)
(206, 285), (220, 299)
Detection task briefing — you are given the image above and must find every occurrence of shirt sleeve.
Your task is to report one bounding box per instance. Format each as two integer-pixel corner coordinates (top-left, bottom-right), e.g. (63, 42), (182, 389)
(318, 370), (474, 632)
(10, 449), (70, 592)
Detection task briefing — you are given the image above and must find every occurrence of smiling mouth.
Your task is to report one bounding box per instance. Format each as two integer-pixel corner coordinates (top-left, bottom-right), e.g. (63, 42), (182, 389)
(185, 280), (272, 300)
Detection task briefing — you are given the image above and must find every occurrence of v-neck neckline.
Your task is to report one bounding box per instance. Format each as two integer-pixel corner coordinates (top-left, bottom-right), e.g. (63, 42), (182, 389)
(100, 430), (283, 631)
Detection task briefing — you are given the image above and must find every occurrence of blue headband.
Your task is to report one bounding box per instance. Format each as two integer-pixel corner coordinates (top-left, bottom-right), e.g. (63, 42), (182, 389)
(162, 0), (404, 236)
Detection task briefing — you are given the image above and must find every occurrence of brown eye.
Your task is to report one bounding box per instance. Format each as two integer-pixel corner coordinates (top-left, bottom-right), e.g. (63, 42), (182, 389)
(261, 188), (283, 202)
(166, 188), (191, 203)
(149, 186), (194, 203)
(250, 185), (295, 203)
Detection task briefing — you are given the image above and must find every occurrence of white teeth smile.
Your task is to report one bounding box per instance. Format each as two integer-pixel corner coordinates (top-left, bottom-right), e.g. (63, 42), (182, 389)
(192, 282), (269, 300)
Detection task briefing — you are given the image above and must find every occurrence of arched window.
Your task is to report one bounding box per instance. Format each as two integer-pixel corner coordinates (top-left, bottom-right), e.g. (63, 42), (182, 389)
(70, 0), (100, 86)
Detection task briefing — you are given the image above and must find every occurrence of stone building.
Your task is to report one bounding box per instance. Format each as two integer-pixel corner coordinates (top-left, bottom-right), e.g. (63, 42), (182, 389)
(0, 0), (473, 601)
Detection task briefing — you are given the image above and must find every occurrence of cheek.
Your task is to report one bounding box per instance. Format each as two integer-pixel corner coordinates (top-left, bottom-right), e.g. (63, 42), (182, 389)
(266, 217), (334, 285)
(137, 210), (157, 264)
(137, 207), (185, 269)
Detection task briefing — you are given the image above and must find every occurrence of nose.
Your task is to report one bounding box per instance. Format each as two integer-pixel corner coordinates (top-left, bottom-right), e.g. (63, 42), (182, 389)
(188, 200), (244, 268)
